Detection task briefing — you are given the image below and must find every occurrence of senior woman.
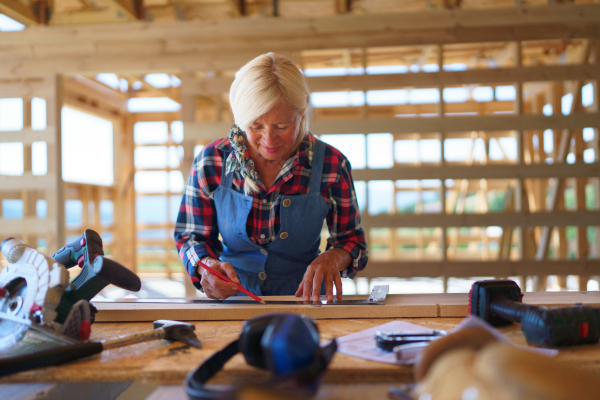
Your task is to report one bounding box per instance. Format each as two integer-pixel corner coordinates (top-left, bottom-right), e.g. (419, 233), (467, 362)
(175, 52), (368, 302)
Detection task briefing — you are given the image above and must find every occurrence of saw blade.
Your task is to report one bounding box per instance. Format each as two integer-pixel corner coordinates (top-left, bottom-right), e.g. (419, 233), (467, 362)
(0, 277), (30, 350)
(0, 240), (70, 350)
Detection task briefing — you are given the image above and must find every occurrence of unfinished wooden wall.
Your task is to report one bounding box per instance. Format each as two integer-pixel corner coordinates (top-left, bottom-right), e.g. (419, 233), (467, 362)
(1, 4), (599, 290)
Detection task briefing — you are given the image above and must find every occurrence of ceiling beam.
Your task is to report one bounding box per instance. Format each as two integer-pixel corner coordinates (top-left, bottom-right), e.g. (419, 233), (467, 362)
(0, 0), (38, 26)
(228, 0), (245, 17)
(108, 0), (139, 20)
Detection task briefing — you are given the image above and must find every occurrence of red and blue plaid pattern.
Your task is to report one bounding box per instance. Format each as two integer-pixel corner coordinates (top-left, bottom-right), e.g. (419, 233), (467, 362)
(175, 133), (368, 285)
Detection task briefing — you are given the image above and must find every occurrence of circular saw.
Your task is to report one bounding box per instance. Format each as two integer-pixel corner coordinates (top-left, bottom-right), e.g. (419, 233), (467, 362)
(0, 231), (141, 351)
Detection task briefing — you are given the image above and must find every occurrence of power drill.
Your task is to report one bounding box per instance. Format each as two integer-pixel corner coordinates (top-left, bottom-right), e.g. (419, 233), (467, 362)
(52, 229), (141, 324)
(469, 279), (600, 347)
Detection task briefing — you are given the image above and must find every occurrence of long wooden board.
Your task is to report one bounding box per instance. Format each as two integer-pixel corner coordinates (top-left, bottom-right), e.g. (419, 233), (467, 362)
(92, 292), (600, 322)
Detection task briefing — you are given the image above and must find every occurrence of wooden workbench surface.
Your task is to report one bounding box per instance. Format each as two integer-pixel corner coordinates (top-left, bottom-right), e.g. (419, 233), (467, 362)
(92, 291), (600, 321)
(2, 316), (600, 386)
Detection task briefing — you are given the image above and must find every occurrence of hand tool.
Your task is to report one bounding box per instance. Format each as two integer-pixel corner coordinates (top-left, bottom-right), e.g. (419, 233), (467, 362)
(94, 285), (391, 307)
(198, 261), (266, 304)
(0, 319), (201, 378)
(0, 231), (141, 350)
(375, 330), (447, 352)
(469, 279), (600, 347)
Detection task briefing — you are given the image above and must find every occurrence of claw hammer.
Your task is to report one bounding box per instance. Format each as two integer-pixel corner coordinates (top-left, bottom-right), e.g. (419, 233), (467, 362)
(0, 320), (201, 378)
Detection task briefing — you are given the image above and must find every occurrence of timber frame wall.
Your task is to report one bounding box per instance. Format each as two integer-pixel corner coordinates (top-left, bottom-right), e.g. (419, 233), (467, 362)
(1, 4), (600, 290)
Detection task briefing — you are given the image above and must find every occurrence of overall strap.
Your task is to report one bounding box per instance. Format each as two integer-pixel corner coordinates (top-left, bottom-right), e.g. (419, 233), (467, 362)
(308, 139), (326, 193)
(221, 150), (235, 188)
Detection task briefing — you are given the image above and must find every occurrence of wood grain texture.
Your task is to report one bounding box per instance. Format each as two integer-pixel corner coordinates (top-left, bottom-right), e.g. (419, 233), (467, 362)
(92, 292), (600, 322)
(2, 316), (600, 385)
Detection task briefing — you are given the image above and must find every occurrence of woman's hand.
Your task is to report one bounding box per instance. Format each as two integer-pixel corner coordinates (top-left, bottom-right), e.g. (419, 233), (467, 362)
(197, 257), (241, 299)
(295, 248), (352, 302)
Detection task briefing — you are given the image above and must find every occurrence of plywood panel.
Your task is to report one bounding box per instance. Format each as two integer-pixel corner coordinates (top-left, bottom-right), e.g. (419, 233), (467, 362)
(92, 291), (600, 322)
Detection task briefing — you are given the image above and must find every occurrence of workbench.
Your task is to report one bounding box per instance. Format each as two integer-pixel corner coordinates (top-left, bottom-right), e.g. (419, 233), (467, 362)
(1, 293), (600, 400)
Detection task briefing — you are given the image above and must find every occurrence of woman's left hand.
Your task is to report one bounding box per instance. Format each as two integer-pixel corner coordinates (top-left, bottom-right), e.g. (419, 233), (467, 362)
(295, 248), (352, 302)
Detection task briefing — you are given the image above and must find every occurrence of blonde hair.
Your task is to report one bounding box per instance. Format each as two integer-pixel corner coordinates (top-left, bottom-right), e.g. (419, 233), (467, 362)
(229, 53), (311, 194)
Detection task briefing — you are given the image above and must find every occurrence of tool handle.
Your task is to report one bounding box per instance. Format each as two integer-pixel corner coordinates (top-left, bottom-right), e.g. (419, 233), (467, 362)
(94, 256), (141, 292)
(521, 305), (600, 347)
(0, 342), (103, 378)
(52, 230), (104, 268)
(490, 298), (530, 323)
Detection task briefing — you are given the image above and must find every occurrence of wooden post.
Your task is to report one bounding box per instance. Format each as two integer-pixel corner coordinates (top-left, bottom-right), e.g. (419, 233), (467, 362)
(22, 98), (37, 247)
(437, 45), (448, 292)
(514, 41), (526, 263)
(45, 74), (66, 252)
(181, 71), (201, 297)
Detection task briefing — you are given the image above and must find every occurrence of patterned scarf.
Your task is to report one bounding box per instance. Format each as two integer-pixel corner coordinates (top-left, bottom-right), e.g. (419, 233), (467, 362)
(226, 124), (259, 185)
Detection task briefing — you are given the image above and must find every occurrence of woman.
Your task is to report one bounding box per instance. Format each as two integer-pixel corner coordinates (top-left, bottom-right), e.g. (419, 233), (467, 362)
(175, 53), (368, 302)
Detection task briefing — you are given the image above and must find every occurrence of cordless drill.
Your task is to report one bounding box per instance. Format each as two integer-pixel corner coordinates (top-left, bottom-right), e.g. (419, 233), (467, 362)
(52, 230), (141, 324)
(469, 279), (600, 347)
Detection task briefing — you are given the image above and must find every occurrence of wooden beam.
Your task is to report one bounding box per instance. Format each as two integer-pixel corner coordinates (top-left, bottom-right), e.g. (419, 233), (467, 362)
(188, 64), (600, 95)
(358, 260), (600, 279)
(0, 127), (57, 145)
(0, 217), (57, 235)
(352, 164), (600, 181)
(0, 173), (58, 190)
(361, 211), (600, 229)
(312, 114), (600, 134)
(0, 5), (599, 78)
(0, 0), (38, 26)
(184, 113), (600, 142)
(228, 0), (245, 17)
(108, 0), (139, 20)
(0, 79), (54, 98)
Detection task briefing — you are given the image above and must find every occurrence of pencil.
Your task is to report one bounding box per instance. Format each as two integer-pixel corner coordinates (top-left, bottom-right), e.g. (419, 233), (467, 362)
(198, 261), (267, 305)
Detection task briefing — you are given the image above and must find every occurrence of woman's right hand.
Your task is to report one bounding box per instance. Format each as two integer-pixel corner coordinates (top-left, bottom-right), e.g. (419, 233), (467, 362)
(196, 257), (241, 299)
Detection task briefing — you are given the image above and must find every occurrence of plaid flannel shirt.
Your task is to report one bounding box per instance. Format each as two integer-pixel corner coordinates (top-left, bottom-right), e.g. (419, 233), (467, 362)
(174, 133), (368, 288)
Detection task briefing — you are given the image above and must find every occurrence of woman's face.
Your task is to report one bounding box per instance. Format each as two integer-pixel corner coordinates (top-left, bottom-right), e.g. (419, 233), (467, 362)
(246, 101), (301, 163)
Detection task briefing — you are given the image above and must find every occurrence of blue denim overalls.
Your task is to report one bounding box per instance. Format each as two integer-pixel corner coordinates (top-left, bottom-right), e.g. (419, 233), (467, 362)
(214, 139), (329, 296)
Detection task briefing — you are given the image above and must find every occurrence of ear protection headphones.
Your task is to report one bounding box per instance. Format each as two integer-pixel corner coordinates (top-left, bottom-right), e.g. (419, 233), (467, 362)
(184, 313), (337, 400)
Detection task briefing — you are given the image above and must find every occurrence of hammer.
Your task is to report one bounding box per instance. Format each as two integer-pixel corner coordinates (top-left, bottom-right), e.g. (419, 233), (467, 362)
(0, 320), (201, 378)
(469, 279), (600, 347)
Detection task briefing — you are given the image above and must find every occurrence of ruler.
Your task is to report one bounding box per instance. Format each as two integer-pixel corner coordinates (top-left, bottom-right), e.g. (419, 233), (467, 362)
(93, 285), (390, 307)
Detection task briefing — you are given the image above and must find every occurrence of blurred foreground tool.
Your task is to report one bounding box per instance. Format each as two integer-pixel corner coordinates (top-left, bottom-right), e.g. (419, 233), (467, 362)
(0, 230), (140, 351)
(0, 319), (201, 378)
(469, 279), (600, 347)
(412, 328), (600, 400)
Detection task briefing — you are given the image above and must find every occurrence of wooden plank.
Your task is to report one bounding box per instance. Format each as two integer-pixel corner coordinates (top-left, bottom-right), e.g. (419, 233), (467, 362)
(358, 260), (600, 279)
(92, 291), (600, 323)
(93, 295), (439, 322)
(361, 211), (600, 228)
(0, 173), (58, 190)
(183, 113), (600, 142)
(0, 79), (54, 98)
(352, 163), (600, 181)
(0, 6), (598, 79)
(0, 0), (38, 26)
(311, 114), (600, 135)
(0, 127), (57, 145)
(188, 64), (600, 95)
(0, 217), (57, 235)
(3, 4), (600, 46)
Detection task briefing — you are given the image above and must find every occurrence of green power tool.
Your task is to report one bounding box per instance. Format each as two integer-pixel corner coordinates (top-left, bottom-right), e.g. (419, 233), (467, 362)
(0, 230), (140, 350)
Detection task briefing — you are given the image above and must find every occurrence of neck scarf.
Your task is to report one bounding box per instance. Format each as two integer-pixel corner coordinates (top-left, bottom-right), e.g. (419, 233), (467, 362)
(226, 124), (259, 185)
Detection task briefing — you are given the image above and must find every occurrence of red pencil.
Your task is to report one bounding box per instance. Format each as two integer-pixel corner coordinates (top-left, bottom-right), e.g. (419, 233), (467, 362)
(199, 261), (267, 305)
